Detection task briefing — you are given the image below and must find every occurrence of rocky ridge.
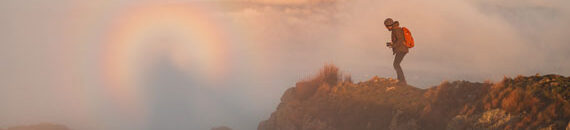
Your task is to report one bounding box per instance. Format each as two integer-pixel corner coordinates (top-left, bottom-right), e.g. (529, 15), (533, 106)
(258, 65), (570, 130)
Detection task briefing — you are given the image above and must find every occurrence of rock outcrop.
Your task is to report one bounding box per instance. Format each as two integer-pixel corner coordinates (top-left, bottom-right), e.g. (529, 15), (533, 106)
(258, 65), (570, 130)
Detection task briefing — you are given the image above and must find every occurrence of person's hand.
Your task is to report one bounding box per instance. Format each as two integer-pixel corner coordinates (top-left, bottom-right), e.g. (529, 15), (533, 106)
(386, 42), (392, 48)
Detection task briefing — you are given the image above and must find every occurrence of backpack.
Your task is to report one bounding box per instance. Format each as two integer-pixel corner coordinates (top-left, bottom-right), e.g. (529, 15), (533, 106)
(402, 27), (414, 48)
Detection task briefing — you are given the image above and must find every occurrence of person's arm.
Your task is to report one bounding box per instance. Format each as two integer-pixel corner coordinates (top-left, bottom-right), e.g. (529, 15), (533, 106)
(390, 31), (397, 54)
(390, 32), (396, 48)
(389, 31), (397, 48)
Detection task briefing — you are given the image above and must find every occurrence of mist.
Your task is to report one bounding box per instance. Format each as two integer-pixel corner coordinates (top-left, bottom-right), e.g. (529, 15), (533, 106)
(223, 0), (570, 86)
(1, 0), (569, 129)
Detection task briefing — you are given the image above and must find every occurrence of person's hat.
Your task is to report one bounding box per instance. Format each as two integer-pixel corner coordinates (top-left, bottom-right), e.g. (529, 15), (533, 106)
(384, 18), (394, 26)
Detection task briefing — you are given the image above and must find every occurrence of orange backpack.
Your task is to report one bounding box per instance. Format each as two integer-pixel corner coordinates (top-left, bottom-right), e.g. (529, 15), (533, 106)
(402, 27), (414, 48)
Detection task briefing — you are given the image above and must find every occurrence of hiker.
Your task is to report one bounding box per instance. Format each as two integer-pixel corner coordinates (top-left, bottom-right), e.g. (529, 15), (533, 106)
(384, 18), (411, 85)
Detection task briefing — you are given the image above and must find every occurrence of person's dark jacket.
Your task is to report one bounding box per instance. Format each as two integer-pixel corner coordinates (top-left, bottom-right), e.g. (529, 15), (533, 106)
(391, 26), (409, 54)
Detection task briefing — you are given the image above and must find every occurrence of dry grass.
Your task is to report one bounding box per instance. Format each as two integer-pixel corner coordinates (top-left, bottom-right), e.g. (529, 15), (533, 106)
(315, 64), (340, 86)
(295, 64), (351, 100)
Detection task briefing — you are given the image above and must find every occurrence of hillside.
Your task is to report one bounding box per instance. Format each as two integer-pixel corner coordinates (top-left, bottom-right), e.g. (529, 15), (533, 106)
(0, 123), (69, 130)
(258, 65), (570, 130)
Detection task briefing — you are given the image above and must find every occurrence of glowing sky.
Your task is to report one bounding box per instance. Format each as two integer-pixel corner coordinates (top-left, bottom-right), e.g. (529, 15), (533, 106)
(1, 0), (569, 129)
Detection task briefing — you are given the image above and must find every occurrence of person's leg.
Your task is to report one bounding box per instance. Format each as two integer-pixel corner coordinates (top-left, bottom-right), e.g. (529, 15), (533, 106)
(393, 52), (407, 84)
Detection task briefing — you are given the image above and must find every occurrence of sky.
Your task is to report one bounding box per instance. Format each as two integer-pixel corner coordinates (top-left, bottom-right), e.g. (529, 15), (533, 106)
(1, 0), (569, 129)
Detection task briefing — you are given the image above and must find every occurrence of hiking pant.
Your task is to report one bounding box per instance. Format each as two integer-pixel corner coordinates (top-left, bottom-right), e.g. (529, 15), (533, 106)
(393, 52), (407, 84)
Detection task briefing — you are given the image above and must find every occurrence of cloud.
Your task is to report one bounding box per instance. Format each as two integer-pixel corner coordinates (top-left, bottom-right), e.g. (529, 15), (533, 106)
(239, 0), (336, 5)
(220, 0), (570, 86)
